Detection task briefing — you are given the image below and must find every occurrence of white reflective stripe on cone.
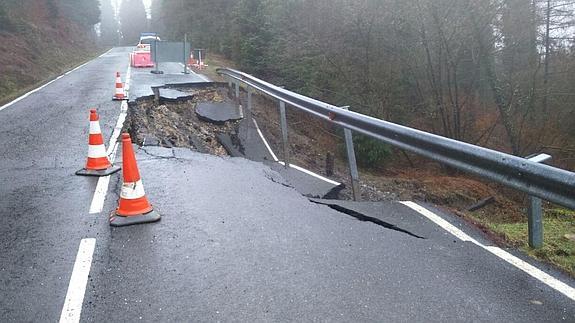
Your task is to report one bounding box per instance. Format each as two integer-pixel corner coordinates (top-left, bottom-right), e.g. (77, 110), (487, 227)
(115, 87), (124, 94)
(88, 144), (107, 158)
(120, 180), (146, 200)
(89, 121), (102, 135)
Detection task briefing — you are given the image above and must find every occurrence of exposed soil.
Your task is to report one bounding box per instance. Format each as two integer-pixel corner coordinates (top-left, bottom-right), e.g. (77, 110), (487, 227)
(123, 86), (238, 156)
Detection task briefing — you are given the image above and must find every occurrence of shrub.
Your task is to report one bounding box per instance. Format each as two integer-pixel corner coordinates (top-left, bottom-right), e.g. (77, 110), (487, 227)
(347, 133), (392, 169)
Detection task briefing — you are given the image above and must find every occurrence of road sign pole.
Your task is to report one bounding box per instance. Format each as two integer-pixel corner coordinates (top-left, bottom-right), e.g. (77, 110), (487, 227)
(342, 106), (360, 201)
(279, 101), (290, 168)
(183, 34), (188, 74)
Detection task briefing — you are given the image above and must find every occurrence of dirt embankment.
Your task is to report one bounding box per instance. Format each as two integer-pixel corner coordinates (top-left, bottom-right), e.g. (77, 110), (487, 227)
(0, 1), (103, 105)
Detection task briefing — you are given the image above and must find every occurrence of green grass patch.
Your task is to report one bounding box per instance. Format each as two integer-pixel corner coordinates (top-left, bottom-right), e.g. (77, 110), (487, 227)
(469, 208), (575, 276)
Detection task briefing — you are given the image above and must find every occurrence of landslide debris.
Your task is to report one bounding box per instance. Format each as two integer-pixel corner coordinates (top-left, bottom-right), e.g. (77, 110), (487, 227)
(124, 85), (239, 156)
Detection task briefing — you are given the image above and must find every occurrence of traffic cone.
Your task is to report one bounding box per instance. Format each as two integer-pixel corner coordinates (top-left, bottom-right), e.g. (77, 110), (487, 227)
(113, 72), (127, 101)
(76, 109), (121, 177)
(110, 133), (161, 227)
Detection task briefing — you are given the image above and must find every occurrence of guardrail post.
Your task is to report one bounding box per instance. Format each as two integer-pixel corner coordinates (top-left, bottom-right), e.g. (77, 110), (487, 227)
(278, 101), (290, 168)
(235, 80), (240, 99)
(526, 153), (552, 249)
(528, 196), (543, 249)
(247, 85), (252, 118)
(341, 106), (361, 201)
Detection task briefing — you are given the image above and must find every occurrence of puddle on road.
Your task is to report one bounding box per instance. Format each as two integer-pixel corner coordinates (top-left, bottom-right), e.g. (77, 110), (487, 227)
(123, 84), (241, 156)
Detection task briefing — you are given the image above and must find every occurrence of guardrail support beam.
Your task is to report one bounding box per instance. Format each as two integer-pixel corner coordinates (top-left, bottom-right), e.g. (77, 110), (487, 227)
(342, 106), (360, 201)
(278, 101), (290, 168)
(217, 68), (575, 210)
(526, 153), (552, 249)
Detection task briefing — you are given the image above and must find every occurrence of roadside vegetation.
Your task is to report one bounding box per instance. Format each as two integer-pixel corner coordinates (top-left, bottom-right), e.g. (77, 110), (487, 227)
(0, 0), (103, 106)
(468, 208), (575, 275)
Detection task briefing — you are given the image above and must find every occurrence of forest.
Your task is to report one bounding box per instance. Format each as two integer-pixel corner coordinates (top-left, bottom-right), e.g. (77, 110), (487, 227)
(145, 0), (575, 168)
(0, 0), (101, 101)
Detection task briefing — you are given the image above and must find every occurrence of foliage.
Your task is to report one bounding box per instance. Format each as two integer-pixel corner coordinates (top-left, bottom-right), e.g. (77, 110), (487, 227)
(99, 0), (119, 46)
(350, 134), (392, 169)
(59, 0), (101, 27)
(155, 0), (575, 168)
(0, 3), (14, 32)
(478, 214), (575, 276)
(120, 0), (147, 45)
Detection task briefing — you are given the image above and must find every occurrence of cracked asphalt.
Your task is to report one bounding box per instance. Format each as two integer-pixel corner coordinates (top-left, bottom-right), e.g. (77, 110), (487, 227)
(0, 47), (574, 322)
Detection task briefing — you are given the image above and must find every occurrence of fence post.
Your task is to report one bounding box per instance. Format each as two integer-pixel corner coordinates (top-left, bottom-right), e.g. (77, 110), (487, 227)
(526, 153), (552, 249)
(279, 101), (290, 168)
(341, 106), (361, 201)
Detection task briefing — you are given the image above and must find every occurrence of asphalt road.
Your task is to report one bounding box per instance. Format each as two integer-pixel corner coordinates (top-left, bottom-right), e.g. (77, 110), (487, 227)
(0, 47), (574, 322)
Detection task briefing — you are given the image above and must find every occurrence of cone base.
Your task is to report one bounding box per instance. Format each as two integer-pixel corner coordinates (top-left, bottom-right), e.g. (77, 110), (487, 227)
(76, 166), (121, 177)
(109, 209), (161, 227)
(112, 96), (128, 101)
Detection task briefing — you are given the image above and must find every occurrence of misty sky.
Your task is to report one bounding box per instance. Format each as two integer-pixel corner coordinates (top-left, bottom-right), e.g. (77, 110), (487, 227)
(112, 0), (152, 19)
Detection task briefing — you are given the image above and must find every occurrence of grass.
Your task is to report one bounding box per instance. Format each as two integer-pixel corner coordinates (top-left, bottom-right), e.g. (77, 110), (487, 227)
(469, 208), (575, 276)
(0, 47), (110, 107)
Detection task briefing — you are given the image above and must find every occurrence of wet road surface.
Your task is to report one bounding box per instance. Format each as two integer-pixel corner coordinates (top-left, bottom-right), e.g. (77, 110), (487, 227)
(0, 47), (574, 322)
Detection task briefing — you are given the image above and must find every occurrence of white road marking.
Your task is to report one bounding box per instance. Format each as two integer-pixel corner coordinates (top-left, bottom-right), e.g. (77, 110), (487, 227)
(252, 118), (342, 186)
(400, 201), (575, 302)
(178, 63), (211, 82)
(89, 65), (131, 214)
(1, 49), (114, 113)
(59, 238), (96, 323)
(97, 48), (113, 58)
(252, 119), (279, 162)
(278, 161), (342, 186)
(0, 60), (91, 113)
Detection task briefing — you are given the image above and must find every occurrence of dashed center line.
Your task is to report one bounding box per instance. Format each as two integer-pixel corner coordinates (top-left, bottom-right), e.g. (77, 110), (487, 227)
(59, 238), (96, 323)
(89, 65), (131, 214)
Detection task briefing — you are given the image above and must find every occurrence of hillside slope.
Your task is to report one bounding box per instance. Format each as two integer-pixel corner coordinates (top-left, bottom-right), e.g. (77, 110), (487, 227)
(0, 0), (101, 104)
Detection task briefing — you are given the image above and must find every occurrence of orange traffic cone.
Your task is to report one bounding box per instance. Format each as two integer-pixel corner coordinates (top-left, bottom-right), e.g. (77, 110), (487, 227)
(112, 72), (127, 101)
(76, 109), (121, 177)
(110, 133), (161, 227)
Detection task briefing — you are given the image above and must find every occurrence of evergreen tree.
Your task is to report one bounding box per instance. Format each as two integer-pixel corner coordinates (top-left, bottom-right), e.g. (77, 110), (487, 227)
(120, 0), (147, 45)
(99, 0), (119, 46)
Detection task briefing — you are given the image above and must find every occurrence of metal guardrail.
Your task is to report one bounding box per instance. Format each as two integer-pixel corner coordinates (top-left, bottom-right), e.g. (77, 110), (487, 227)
(217, 68), (575, 211)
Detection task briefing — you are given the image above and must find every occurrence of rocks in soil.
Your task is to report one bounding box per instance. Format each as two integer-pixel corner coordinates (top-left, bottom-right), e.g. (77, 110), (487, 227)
(124, 86), (240, 157)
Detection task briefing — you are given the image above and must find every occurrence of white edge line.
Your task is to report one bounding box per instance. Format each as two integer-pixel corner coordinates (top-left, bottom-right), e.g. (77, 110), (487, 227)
(178, 62), (211, 82)
(0, 53), (102, 112)
(252, 119), (279, 162)
(400, 201), (575, 302)
(279, 162), (342, 186)
(59, 238), (96, 323)
(252, 118), (342, 186)
(98, 48), (113, 58)
(89, 65), (131, 214)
